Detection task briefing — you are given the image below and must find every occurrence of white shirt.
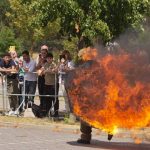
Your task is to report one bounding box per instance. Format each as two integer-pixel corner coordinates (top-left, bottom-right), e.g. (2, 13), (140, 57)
(67, 60), (75, 69)
(23, 59), (37, 81)
(58, 60), (75, 84)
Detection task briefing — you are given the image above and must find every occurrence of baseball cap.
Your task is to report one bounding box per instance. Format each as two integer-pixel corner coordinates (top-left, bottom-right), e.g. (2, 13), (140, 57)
(41, 45), (48, 51)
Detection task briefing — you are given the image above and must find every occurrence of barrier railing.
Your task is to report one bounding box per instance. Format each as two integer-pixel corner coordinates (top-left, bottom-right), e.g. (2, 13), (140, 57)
(0, 72), (5, 112)
(0, 71), (68, 117)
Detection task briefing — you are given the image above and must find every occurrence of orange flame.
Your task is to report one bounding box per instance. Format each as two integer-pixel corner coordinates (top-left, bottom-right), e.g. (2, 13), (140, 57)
(68, 48), (150, 134)
(78, 47), (98, 61)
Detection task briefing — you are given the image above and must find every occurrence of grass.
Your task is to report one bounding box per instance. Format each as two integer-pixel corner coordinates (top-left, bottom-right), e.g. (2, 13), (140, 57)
(0, 115), (79, 128)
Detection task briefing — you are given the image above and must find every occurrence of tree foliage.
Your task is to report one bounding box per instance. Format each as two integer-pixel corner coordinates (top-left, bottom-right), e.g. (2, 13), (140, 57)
(6, 0), (61, 51)
(0, 24), (22, 55)
(0, 0), (10, 25)
(26, 0), (150, 46)
(3, 0), (150, 53)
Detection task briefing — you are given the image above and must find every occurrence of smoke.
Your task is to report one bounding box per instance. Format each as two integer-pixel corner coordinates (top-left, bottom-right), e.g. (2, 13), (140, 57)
(115, 21), (150, 58)
(66, 21), (150, 134)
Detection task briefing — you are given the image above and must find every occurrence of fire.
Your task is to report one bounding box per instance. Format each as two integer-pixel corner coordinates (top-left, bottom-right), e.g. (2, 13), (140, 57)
(78, 47), (98, 61)
(67, 47), (150, 134)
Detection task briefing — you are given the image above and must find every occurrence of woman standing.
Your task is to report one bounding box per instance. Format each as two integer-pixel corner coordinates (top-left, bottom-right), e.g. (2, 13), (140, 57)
(58, 50), (75, 115)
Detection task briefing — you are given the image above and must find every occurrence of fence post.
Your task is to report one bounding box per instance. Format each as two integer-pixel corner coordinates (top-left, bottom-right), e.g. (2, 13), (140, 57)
(0, 73), (5, 113)
(5, 75), (8, 111)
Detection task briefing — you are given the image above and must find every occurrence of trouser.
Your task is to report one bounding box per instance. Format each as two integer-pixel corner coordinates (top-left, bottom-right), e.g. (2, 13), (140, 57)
(25, 80), (37, 103)
(38, 76), (45, 107)
(18, 83), (24, 111)
(43, 84), (59, 116)
(59, 83), (70, 113)
(7, 78), (19, 110)
(56, 83), (59, 113)
(80, 120), (92, 141)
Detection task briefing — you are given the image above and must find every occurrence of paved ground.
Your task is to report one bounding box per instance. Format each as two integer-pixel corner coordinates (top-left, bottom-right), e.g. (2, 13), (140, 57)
(0, 77), (150, 150)
(0, 123), (150, 150)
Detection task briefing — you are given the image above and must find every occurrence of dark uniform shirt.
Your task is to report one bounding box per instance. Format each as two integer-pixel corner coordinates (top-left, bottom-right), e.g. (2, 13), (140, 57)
(0, 59), (17, 79)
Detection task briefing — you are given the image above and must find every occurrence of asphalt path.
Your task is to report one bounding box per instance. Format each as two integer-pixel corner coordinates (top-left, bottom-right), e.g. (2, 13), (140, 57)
(0, 124), (149, 150)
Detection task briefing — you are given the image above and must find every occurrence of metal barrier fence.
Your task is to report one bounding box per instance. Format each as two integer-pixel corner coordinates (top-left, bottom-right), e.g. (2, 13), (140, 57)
(0, 71), (68, 117)
(0, 72), (6, 111)
(0, 72), (10, 112)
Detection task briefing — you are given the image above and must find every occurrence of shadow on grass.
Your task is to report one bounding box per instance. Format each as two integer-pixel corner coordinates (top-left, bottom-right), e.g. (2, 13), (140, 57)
(67, 140), (150, 150)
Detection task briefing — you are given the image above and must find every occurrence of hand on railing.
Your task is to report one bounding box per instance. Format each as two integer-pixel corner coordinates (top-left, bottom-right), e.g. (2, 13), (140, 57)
(0, 68), (17, 74)
(23, 66), (29, 72)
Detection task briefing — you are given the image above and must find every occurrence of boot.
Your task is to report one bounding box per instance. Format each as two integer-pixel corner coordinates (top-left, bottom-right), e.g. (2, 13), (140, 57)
(108, 134), (113, 141)
(77, 139), (90, 144)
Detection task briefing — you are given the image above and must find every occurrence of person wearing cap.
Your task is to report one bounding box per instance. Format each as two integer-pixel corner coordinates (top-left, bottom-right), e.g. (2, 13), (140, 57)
(36, 45), (48, 108)
(36, 45), (48, 65)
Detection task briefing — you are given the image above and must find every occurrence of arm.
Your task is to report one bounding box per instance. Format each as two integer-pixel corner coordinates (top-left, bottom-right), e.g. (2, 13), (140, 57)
(0, 66), (17, 73)
(63, 61), (75, 72)
(23, 60), (36, 73)
(9, 65), (18, 73)
(36, 56), (46, 70)
(44, 63), (57, 74)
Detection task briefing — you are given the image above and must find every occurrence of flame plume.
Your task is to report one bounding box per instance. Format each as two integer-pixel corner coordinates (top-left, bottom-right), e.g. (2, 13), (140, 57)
(67, 47), (150, 134)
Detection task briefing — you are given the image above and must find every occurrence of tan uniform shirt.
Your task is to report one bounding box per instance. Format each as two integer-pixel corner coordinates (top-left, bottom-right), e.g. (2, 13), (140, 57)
(44, 62), (56, 85)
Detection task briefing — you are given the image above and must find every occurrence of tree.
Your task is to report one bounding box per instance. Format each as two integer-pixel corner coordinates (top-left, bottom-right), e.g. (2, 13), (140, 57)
(7, 0), (150, 52)
(0, 23), (22, 55)
(7, 0), (61, 52)
(27, 0), (150, 47)
(99, 0), (150, 37)
(0, 0), (10, 26)
(0, 0), (22, 55)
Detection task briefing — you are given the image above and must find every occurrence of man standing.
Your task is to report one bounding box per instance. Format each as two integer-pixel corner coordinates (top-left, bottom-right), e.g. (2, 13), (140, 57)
(22, 50), (37, 107)
(41, 53), (58, 117)
(76, 48), (113, 144)
(0, 52), (19, 115)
